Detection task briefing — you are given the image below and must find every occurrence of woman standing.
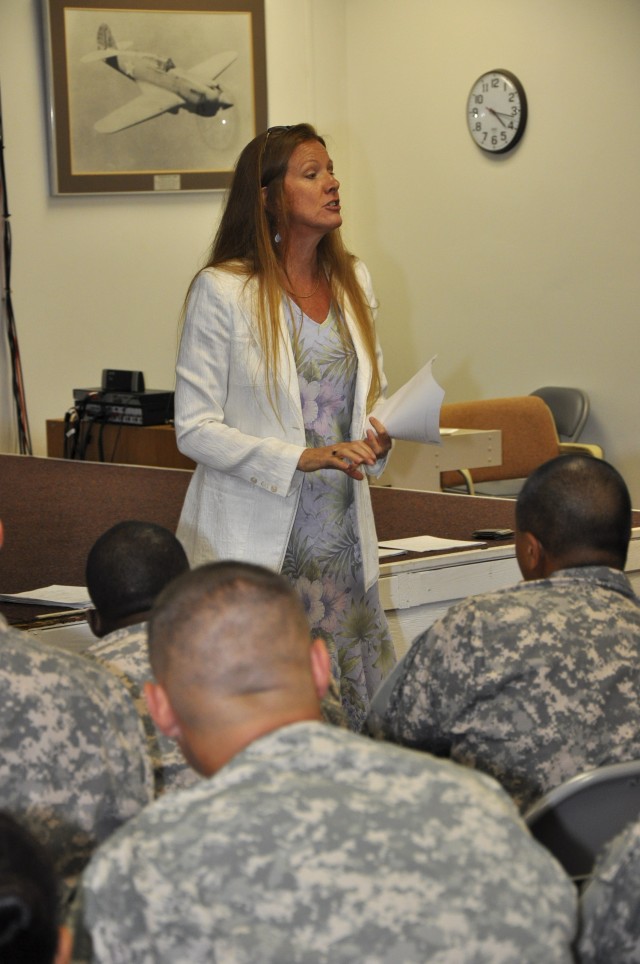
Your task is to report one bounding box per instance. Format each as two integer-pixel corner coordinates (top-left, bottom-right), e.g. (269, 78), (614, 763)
(175, 123), (394, 728)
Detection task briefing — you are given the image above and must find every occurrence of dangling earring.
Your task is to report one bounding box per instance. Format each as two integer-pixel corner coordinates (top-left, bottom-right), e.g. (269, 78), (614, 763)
(274, 232), (281, 244)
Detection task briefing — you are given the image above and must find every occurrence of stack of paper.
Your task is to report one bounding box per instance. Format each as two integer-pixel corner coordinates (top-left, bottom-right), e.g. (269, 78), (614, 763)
(0, 585), (91, 608)
(378, 535), (484, 558)
(370, 355), (445, 444)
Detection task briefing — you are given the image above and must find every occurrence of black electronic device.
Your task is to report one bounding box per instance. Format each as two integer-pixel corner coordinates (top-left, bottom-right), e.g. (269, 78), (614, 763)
(472, 528), (514, 541)
(101, 369), (146, 393)
(72, 388), (174, 426)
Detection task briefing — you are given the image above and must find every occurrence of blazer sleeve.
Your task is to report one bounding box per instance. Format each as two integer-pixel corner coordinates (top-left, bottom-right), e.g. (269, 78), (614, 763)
(175, 269), (305, 496)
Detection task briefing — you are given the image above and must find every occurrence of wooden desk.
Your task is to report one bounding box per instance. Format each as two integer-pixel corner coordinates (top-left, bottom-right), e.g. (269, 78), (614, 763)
(370, 486), (640, 658)
(376, 429), (502, 491)
(46, 419), (195, 470)
(3, 456), (640, 664)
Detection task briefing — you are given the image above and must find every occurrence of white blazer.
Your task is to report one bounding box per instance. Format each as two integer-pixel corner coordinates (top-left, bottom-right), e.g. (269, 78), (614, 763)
(175, 260), (388, 590)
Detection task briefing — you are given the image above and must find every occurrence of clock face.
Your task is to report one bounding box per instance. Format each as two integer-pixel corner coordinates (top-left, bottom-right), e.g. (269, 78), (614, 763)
(467, 69), (527, 154)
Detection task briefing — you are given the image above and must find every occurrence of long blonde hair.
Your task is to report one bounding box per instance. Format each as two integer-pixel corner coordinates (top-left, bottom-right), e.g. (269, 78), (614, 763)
(187, 123), (382, 411)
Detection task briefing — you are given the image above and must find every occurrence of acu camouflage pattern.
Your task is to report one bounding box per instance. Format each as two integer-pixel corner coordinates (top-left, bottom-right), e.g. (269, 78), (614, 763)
(578, 818), (640, 963)
(86, 623), (347, 797)
(0, 615), (153, 886)
(378, 566), (640, 812)
(74, 722), (576, 963)
(85, 623), (201, 795)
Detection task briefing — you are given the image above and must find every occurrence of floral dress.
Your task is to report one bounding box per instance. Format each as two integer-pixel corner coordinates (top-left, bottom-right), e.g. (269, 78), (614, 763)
(282, 303), (395, 731)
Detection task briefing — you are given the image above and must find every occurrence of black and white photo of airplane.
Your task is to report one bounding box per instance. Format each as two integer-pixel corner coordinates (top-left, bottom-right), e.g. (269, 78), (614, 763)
(82, 23), (237, 134)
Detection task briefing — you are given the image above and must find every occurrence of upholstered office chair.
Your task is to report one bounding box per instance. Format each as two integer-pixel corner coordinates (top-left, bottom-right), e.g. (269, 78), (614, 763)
(440, 395), (602, 497)
(530, 387), (590, 443)
(524, 760), (640, 884)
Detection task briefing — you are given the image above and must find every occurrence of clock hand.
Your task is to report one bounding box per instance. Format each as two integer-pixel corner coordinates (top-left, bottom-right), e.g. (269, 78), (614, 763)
(487, 107), (507, 128)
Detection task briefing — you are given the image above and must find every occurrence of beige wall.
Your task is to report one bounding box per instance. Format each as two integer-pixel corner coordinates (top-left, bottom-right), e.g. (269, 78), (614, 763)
(343, 0), (640, 498)
(1, 0), (640, 501)
(0, 0), (346, 453)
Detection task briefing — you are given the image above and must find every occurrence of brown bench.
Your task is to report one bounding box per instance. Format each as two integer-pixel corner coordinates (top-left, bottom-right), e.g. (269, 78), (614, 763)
(0, 454), (192, 593)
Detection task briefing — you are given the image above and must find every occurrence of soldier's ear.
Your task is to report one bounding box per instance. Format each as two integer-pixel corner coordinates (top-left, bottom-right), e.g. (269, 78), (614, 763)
(309, 637), (331, 700)
(515, 530), (545, 581)
(144, 681), (181, 739)
(54, 925), (73, 964)
(87, 607), (104, 639)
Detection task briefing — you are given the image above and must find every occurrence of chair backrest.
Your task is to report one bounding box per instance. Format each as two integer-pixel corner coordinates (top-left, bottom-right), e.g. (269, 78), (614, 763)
(439, 395), (560, 489)
(530, 387), (590, 442)
(524, 760), (640, 881)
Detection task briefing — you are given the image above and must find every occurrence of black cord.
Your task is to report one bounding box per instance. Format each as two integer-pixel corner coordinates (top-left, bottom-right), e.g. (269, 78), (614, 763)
(63, 407), (79, 459)
(77, 415), (95, 461)
(1, 84), (32, 455)
(107, 421), (123, 462)
(98, 420), (106, 462)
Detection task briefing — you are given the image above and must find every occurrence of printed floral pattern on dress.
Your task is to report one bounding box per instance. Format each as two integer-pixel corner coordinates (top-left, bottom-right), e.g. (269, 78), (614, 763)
(283, 305), (394, 730)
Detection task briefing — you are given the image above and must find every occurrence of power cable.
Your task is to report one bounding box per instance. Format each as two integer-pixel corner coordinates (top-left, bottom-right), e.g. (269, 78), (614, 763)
(0, 83), (32, 454)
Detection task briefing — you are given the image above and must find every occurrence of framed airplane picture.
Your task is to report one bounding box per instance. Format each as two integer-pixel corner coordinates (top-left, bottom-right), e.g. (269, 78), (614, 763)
(42, 0), (267, 195)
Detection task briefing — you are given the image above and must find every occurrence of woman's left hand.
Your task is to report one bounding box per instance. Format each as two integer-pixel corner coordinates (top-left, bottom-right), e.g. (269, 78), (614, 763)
(365, 416), (392, 460)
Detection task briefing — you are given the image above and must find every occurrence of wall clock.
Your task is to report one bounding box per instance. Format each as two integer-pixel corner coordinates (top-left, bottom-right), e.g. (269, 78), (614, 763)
(467, 69), (527, 154)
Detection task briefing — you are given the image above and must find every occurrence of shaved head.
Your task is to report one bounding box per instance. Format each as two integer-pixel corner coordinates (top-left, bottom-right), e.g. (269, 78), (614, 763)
(516, 455), (631, 569)
(148, 562), (317, 728)
(86, 520), (189, 626)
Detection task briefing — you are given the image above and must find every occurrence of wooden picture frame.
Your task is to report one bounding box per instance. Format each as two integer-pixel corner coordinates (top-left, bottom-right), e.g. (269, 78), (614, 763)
(42, 0), (267, 195)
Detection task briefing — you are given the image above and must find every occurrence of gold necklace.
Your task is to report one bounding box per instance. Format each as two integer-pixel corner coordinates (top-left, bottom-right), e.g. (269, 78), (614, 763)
(285, 273), (322, 299)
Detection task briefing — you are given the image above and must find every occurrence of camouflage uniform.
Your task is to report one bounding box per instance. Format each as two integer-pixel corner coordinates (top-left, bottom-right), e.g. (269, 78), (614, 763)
(577, 818), (640, 963)
(85, 624), (201, 795)
(0, 614), (153, 888)
(73, 721), (576, 962)
(87, 624), (347, 796)
(373, 566), (640, 812)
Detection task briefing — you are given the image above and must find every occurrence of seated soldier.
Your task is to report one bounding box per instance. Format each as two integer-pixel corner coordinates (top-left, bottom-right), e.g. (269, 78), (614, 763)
(369, 455), (640, 812)
(0, 810), (72, 964)
(85, 523), (347, 796)
(72, 561), (576, 962)
(578, 816), (640, 963)
(84, 520), (199, 794)
(0, 525), (152, 895)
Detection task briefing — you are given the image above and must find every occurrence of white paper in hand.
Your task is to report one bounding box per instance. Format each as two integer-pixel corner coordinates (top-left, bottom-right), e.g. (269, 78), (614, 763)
(370, 356), (444, 444)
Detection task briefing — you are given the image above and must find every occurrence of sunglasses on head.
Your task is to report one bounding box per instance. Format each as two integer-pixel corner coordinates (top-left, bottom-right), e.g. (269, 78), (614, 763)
(259, 126), (293, 184)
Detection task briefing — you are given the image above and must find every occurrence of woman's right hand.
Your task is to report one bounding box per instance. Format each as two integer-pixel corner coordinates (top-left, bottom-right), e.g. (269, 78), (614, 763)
(297, 441), (377, 481)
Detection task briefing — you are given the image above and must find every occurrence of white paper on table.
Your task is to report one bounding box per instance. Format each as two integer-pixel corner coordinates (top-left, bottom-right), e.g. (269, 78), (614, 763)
(377, 546), (405, 559)
(0, 585), (91, 608)
(378, 535), (484, 554)
(370, 355), (445, 444)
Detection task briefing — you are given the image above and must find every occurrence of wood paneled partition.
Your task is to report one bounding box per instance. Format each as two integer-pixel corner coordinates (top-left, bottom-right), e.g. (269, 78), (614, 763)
(0, 455), (192, 594)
